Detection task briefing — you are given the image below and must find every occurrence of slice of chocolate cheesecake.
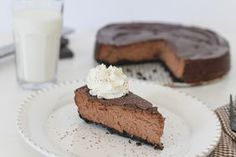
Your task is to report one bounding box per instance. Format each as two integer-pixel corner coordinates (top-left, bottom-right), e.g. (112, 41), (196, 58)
(74, 86), (165, 149)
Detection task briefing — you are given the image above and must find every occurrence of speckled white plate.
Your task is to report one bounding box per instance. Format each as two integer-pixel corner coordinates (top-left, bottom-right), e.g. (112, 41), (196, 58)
(16, 80), (221, 157)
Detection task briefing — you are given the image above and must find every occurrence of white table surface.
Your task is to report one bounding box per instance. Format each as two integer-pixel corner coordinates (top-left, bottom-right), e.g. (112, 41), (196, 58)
(0, 31), (235, 156)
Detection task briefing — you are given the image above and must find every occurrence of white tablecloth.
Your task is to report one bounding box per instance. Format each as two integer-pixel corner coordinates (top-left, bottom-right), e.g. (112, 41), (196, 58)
(0, 32), (235, 156)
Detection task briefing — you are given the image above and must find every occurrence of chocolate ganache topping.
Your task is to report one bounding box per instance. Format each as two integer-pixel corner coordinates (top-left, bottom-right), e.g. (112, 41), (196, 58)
(97, 23), (229, 60)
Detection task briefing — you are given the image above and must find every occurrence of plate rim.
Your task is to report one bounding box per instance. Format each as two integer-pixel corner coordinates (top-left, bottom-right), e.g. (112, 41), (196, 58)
(16, 79), (222, 157)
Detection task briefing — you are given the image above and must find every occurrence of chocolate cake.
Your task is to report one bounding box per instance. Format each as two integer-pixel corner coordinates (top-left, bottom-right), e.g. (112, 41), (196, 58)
(74, 86), (165, 149)
(95, 23), (230, 83)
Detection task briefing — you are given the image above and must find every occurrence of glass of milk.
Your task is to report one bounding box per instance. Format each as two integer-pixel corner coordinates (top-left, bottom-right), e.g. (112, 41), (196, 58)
(12, 0), (63, 89)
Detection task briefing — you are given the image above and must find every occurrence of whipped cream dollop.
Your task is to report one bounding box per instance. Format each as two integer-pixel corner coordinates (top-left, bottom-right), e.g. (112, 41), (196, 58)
(86, 64), (129, 99)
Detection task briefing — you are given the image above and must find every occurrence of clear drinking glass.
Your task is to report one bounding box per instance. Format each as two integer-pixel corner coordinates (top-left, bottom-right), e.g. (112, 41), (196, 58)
(12, 0), (63, 89)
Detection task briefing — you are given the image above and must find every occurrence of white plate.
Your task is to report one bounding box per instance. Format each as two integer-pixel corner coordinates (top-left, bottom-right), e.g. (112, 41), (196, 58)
(16, 80), (221, 157)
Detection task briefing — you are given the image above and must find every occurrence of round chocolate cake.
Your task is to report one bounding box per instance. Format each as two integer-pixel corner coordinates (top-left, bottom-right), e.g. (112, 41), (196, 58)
(94, 23), (230, 84)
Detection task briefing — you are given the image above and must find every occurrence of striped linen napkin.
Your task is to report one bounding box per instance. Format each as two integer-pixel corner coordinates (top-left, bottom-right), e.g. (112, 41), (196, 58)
(209, 105), (236, 157)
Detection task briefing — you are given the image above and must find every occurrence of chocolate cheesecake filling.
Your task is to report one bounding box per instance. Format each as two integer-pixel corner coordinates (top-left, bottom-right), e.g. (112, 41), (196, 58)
(95, 23), (230, 83)
(74, 86), (165, 149)
(96, 40), (185, 78)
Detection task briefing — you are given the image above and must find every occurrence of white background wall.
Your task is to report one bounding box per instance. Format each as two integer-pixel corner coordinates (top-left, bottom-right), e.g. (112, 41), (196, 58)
(0, 0), (236, 37)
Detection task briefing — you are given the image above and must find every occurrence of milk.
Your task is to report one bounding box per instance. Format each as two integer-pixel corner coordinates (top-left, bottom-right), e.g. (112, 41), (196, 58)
(13, 10), (62, 83)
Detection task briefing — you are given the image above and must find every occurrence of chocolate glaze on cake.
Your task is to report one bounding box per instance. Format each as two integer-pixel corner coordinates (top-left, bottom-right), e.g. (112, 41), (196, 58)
(74, 86), (165, 149)
(95, 23), (230, 83)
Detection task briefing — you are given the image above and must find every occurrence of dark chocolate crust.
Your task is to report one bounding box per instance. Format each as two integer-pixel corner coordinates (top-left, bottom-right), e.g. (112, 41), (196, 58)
(94, 22), (230, 84)
(79, 114), (164, 150)
(183, 52), (230, 83)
